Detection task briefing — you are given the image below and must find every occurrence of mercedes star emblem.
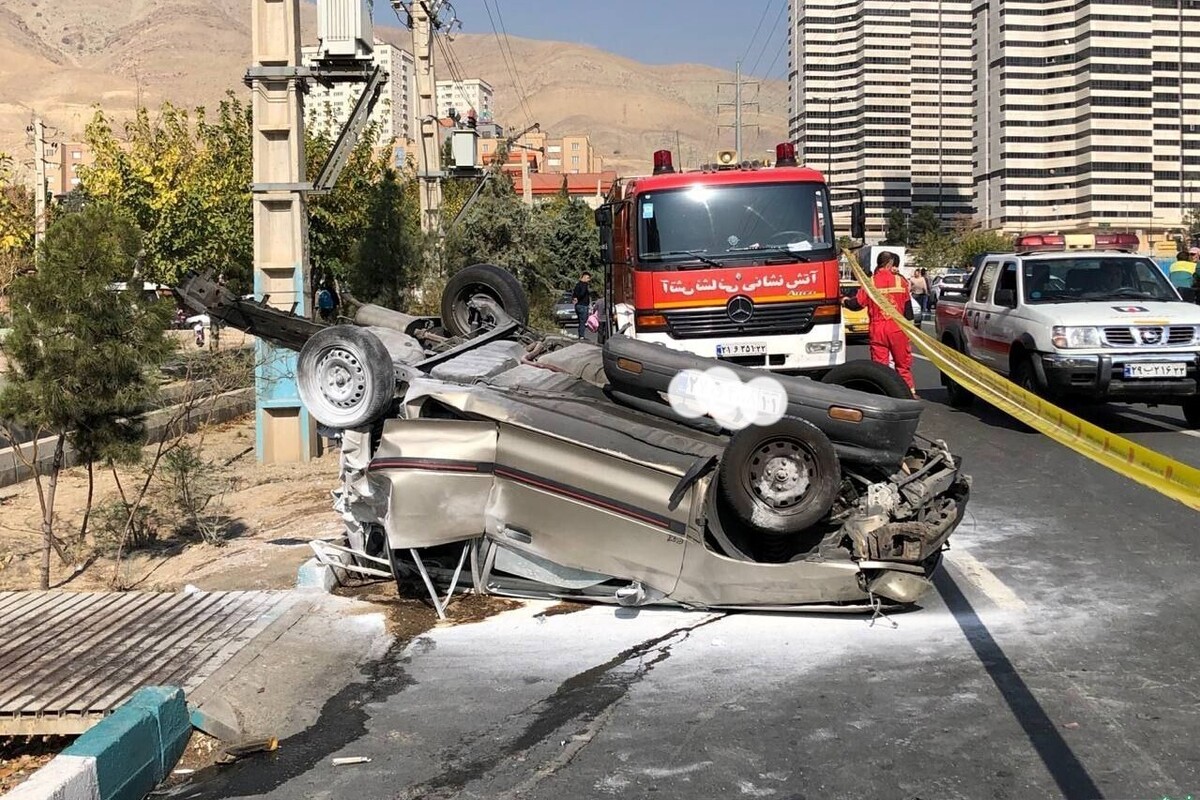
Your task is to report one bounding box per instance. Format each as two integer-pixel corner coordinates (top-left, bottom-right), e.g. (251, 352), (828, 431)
(727, 295), (754, 324)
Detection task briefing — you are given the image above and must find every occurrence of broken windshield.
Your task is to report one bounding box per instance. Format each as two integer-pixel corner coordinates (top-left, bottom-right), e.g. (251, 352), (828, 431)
(636, 182), (833, 269)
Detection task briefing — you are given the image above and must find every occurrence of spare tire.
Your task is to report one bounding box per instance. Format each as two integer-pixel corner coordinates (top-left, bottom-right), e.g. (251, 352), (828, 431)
(717, 418), (840, 536)
(441, 263), (530, 337)
(298, 325), (396, 429)
(821, 359), (911, 399)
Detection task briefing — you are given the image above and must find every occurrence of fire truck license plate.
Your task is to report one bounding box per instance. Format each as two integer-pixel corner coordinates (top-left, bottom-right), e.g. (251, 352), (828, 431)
(1124, 363), (1186, 379)
(717, 342), (768, 357)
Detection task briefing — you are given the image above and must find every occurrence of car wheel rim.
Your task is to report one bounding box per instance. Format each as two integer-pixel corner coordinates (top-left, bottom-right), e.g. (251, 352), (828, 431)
(454, 284), (498, 331)
(748, 439), (814, 509)
(316, 346), (368, 411)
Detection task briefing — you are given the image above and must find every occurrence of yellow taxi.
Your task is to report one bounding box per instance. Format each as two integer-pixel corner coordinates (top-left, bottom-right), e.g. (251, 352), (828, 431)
(839, 280), (870, 338)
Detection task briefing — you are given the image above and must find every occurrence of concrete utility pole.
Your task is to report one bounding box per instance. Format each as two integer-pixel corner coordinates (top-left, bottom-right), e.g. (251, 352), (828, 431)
(402, 0), (445, 233)
(247, 0), (316, 464)
(30, 118), (47, 253)
(717, 61), (759, 163)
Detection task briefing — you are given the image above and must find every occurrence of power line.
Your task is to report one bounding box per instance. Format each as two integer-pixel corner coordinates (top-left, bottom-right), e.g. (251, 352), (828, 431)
(485, 0), (535, 128)
(746, 0), (788, 77)
(740, 1), (775, 66)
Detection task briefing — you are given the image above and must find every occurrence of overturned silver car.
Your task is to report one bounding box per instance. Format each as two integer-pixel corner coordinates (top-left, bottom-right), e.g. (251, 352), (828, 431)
(277, 264), (972, 612)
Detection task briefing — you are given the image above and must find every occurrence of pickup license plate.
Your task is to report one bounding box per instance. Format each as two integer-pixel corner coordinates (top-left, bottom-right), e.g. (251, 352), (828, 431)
(1123, 363), (1187, 379)
(717, 342), (767, 357)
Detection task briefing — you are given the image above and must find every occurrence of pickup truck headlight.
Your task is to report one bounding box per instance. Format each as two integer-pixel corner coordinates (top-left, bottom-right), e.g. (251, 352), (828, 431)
(1052, 326), (1101, 349)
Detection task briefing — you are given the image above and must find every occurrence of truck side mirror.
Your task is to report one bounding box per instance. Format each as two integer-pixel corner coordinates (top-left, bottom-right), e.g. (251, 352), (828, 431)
(851, 202), (866, 240)
(995, 288), (1017, 308)
(595, 204), (614, 265)
(594, 205), (613, 228)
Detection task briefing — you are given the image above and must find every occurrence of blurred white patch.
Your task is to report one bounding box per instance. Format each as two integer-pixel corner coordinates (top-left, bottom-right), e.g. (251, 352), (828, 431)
(667, 367), (787, 430)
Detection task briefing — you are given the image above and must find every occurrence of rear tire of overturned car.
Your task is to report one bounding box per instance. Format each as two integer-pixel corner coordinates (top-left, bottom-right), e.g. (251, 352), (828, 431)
(297, 325), (396, 429)
(718, 418), (840, 537)
(820, 359), (911, 399)
(441, 263), (530, 337)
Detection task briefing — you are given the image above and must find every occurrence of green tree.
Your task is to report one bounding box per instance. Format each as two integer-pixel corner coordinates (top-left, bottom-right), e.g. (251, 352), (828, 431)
(0, 206), (174, 588)
(443, 170), (542, 290)
(910, 230), (959, 272)
(533, 195), (600, 293)
(306, 128), (387, 298)
(0, 153), (35, 298)
(955, 229), (1014, 270)
(909, 207), (942, 246)
(883, 208), (908, 246)
(349, 167), (421, 307)
(79, 96), (254, 290)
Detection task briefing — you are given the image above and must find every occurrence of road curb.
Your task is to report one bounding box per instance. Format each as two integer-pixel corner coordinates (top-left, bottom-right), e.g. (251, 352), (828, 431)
(6, 686), (190, 800)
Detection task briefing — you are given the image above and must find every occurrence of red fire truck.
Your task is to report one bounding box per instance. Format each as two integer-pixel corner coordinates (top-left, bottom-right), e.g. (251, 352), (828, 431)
(594, 144), (865, 372)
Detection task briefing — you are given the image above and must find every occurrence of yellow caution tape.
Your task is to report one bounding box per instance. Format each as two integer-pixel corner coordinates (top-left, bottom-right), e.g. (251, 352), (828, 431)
(843, 250), (1200, 512)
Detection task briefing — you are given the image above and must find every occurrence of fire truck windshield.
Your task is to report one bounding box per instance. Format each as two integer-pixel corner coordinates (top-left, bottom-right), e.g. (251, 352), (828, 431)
(637, 182), (833, 268)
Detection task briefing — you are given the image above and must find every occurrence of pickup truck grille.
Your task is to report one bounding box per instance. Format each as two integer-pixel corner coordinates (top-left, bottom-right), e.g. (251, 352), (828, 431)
(663, 301), (820, 339)
(1102, 326), (1197, 347)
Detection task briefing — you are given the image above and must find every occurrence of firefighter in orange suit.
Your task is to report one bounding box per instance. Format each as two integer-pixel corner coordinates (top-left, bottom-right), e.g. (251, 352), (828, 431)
(841, 251), (917, 397)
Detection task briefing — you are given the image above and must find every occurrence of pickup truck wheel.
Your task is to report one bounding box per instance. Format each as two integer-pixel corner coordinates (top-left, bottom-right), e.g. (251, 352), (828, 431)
(1011, 354), (1039, 395)
(944, 374), (974, 409)
(441, 263), (530, 337)
(718, 418), (840, 536)
(1183, 397), (1200, 428)
(820, 360), (911, 399)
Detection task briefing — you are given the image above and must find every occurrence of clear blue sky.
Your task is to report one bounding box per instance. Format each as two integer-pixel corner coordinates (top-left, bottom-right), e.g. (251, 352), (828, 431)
(372, 0), (790, 77)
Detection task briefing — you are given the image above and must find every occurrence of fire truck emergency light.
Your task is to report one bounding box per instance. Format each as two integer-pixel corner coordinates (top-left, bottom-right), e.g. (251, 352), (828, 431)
(653, 149), (675, 175)
(775, 142), (798, 167)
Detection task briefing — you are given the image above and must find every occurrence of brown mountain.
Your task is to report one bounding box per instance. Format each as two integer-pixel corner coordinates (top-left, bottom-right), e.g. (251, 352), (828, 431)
(0, 0), (787, 176)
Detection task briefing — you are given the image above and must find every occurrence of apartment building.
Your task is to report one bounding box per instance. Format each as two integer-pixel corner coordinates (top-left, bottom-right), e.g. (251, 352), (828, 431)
(435, 78), (495, 122)
(45, 141), (93, 197)
(974, 0), (1200, 233)
(509, 131), (603, 173)
(788, 0), (975, 234)
(301, 40), (416, 146)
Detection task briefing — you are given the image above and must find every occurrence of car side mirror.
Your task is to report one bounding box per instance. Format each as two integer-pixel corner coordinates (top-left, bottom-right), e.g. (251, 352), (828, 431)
(995, 288), (1017, 308)
(851, 202), (866, 240)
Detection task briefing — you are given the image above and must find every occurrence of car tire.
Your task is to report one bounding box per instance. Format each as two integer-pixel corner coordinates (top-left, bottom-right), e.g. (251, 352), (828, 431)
(717, 418), (840, 537)
(441, 263), (530, 337)
(820, 359), (912, 399)
(1183, 397), (1200, 429)
(297, 325), (396, 429)
(1011, 353), (1039, 395)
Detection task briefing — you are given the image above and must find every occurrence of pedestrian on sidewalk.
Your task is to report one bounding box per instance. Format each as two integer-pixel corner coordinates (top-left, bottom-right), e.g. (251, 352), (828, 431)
(571, 271), (592, 339)
(842, 251), (917, 397)
(910, 268), (929, 315)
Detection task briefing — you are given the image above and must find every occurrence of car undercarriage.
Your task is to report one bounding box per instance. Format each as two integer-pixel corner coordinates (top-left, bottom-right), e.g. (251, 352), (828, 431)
(177, 264), (971, 612)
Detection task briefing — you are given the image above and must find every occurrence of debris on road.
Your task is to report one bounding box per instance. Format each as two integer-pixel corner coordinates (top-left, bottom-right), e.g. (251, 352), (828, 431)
(332, 756), (373, 766)
(216, 737), (279, 765)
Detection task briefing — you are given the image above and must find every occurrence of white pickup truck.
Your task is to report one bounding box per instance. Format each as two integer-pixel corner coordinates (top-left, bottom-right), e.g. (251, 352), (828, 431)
(933, 250), (1200, 427)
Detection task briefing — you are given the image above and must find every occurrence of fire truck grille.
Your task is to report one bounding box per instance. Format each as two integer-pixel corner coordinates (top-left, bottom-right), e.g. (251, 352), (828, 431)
(663, 301), (819, 339)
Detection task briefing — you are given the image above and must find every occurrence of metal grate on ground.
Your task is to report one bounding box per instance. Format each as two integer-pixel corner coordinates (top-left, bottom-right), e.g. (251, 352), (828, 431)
(0, 590), (298, 735)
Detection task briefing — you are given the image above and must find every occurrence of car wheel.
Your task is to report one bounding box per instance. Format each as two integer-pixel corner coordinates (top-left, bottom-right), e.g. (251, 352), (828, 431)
(821, 360), (911, 399)
(1011, 353), (1039, 395)
(441, 263), (530, 337)
(1183, 396), (1200, 429)
(717, 418), (840, 537)
(297, 325), (396, 429)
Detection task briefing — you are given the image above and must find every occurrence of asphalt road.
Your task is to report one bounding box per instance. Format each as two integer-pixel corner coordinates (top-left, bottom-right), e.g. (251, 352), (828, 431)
(181, 339), (1200, 800)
